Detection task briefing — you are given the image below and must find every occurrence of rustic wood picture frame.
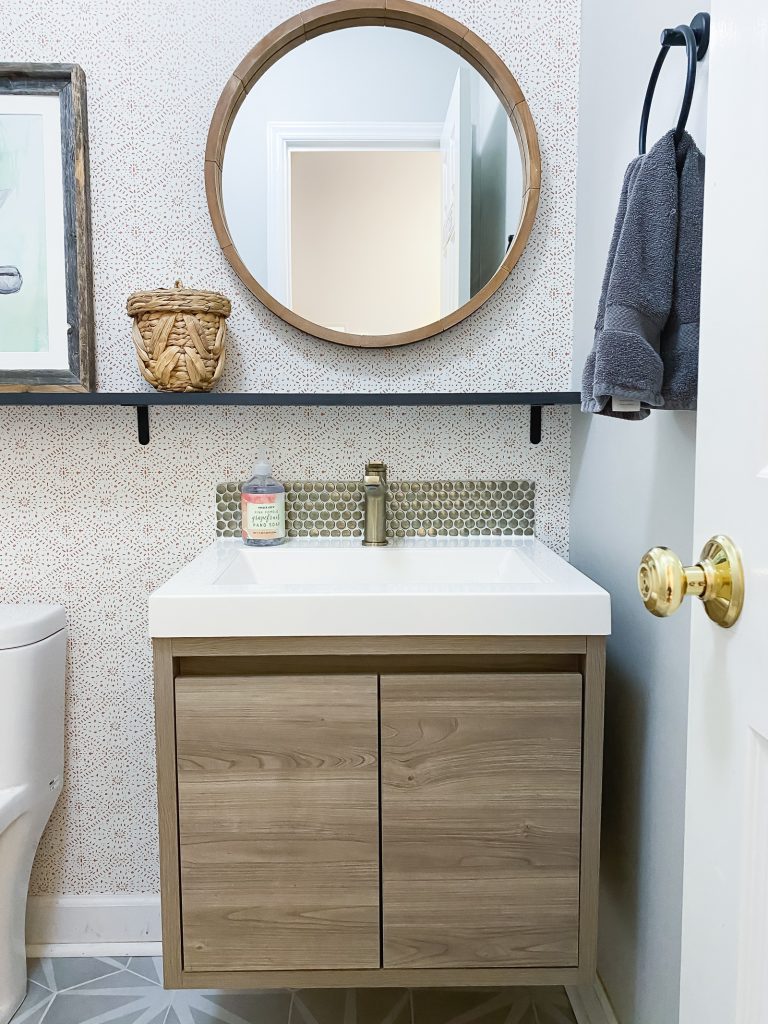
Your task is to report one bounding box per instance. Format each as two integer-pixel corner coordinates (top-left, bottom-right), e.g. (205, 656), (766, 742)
(0, 63), (95, 392)
(205, 0), (542, 350)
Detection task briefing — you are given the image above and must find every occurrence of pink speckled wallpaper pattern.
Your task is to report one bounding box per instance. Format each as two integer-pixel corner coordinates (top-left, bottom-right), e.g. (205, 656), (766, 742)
(0, 0), (579, 898)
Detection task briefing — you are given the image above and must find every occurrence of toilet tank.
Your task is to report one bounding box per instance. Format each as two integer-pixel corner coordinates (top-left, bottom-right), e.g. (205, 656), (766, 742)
(0, 605), (66, 792)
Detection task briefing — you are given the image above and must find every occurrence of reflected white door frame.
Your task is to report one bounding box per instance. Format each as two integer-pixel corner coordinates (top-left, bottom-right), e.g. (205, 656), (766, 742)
(266, 121), (442, 308)
(439, 67), (472, 316)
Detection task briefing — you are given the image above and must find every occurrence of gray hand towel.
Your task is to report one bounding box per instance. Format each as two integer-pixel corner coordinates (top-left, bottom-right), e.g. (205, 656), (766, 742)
(581, 130), (705, 419)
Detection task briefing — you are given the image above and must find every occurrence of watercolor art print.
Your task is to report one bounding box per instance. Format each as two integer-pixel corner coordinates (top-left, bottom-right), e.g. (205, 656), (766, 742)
(0, 92), (69, 373)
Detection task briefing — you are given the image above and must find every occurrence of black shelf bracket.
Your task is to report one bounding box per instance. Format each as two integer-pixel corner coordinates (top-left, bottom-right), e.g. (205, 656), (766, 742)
(529, 405), (543, 444)
(136, 405), (150, 445)
(131, 399), (550, 445)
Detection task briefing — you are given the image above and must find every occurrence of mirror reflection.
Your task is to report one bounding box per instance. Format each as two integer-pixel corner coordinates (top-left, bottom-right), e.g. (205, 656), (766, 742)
(222, 26), (525, 338)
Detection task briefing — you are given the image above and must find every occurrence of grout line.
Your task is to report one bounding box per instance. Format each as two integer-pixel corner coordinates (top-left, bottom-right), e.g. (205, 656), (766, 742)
(381, 991), (410, 1024)
(101, 957), (133, 970)
(36, 993), (56, 1024)
(123, 965), (162, 986)
(56, 968), (123, 993)
(40, 959), (57, 993)
(292, 993), (318, 1024)
(28, 980), (53, 995)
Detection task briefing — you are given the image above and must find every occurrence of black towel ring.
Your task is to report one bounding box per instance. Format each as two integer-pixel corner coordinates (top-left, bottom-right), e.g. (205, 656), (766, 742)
(639, 12), (710, 155)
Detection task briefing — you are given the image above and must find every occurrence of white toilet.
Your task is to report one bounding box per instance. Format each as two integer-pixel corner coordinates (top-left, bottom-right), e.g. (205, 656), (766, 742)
(0, 605), (65, 1024)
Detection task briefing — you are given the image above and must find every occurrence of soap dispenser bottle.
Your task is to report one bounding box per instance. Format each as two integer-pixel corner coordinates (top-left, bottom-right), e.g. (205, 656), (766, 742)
(241, 452), (286, 546)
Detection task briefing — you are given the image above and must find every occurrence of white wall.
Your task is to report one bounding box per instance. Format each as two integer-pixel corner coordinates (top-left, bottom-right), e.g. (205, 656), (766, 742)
(224, 27), (463, 286)
(290, 150), (441, 333)
(569, 3), (709, 1022)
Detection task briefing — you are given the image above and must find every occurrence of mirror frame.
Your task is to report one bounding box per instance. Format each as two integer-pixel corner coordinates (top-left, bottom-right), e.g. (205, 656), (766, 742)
(205, 0), (541, 349)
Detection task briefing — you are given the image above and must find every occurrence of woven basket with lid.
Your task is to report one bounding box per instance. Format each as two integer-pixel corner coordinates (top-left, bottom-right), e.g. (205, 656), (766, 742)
(127, 281), (231, 392)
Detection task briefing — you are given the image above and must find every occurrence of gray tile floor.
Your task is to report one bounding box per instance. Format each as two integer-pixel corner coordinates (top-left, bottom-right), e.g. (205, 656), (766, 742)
(11, 958), (578, 1024)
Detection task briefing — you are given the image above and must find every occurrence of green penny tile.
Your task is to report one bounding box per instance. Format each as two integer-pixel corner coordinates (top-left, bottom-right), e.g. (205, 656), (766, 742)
(215, 481), (536, 539)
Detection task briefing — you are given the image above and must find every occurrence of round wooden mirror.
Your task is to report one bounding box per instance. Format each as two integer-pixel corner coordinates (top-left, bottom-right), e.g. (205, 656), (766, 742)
(205, 0), (540, 349)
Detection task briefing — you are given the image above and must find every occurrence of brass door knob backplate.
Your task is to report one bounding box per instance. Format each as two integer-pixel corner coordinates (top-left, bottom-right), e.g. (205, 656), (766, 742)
(637, 535), (744, 628)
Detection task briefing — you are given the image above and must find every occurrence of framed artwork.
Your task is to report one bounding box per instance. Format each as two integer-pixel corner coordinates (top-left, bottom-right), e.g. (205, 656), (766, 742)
(0, 63), (94, 391)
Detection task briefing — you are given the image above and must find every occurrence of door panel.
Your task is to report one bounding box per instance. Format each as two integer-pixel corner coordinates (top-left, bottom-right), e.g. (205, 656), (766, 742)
(679, 2), (768, 1019)
(380, 673), (582, 969)
(176, 674), (379, 972)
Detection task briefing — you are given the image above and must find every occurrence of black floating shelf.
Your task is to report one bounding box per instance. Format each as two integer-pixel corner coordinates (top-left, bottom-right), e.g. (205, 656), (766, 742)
(0, 391), (581, 406)
(0, 391), (581, 445)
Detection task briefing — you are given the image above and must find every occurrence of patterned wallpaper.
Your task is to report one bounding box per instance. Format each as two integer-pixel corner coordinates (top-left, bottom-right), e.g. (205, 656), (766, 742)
(3, 0), (579, 393)
(0, 0), (580, 898)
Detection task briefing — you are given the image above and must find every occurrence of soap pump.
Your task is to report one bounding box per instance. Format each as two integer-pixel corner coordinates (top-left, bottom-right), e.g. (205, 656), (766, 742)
(241, 451), (286, 546)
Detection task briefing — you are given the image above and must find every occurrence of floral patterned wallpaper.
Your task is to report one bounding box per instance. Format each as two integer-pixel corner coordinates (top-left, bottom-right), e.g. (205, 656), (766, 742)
(0, 0), (579, 897)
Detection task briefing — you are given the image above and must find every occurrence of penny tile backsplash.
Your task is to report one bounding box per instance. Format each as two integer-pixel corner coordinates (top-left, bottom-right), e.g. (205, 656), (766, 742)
(0, 0), (579, 902)
(216, 479), (536, 538)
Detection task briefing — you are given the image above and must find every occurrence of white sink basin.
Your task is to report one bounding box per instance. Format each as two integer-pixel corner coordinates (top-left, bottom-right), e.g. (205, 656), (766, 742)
(149, 538), (610, 638)
(217, 543), (545, 588)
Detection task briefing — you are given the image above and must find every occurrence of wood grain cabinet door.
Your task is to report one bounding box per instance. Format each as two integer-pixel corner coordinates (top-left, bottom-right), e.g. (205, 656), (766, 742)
(175, 674), (380, 972)
(380, 673), (582, 969)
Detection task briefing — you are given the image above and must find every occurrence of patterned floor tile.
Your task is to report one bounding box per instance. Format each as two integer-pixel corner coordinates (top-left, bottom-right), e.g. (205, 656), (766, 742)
(414, 988), (577, 1024)
(41, 993), (160, 1024)
(526, 987), (578, 1023)
(182, 990), (292, 1024)
(25, 957), (125, 993)
(75, 972), (161, 992)
(412, 989), (510, 1024)
(357, 990), (411, 1024)
(12, 960), (576, 1024)
(291, 988), (410, 1024)
(126, 958), (163, 986)
(290, 990), (346, 1024)
(25, 962), (54, 992)
(39, 973), (166, 1024)
(7, 981), (53, 1024)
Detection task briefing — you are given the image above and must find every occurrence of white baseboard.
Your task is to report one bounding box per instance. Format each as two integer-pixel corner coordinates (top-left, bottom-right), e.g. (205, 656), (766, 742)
(26, 942), (162, 957)
(566, 978), (620, 1024)
(25, 895), (161, 956)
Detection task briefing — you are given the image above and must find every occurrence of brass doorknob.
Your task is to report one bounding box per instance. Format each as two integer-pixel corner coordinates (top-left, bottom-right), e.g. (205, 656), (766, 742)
(637, 535), (744, 628)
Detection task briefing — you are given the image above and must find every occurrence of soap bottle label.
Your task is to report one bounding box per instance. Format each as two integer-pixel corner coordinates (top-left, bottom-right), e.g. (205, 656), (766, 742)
(242, 492), (286, 540)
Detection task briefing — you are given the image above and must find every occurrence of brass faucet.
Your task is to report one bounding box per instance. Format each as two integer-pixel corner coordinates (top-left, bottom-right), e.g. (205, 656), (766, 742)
(362, 461), (388, 546)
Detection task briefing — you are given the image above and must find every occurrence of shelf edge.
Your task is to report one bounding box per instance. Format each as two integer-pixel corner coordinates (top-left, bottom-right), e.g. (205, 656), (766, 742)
(0, 391), (582, 407)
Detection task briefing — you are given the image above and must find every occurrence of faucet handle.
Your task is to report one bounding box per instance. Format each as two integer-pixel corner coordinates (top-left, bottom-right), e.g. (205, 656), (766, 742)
(364, 460), (387, 481)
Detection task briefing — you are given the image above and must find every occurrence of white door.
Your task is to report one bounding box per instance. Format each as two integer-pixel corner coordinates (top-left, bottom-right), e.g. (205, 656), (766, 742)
(440, 68), (471, 313)
(678, 1), (768, 1020)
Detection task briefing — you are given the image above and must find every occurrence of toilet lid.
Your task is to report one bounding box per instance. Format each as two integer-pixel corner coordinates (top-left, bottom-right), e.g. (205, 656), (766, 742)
(0, 604), (67, 650)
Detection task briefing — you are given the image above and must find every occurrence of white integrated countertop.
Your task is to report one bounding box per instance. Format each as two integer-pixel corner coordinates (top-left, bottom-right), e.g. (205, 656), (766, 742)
(149, 537), (610, 638)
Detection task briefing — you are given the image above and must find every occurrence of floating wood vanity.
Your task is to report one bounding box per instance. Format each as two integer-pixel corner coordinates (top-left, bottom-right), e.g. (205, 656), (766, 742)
(146, 0), (612, 986)
(153, 633), (605, 990)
